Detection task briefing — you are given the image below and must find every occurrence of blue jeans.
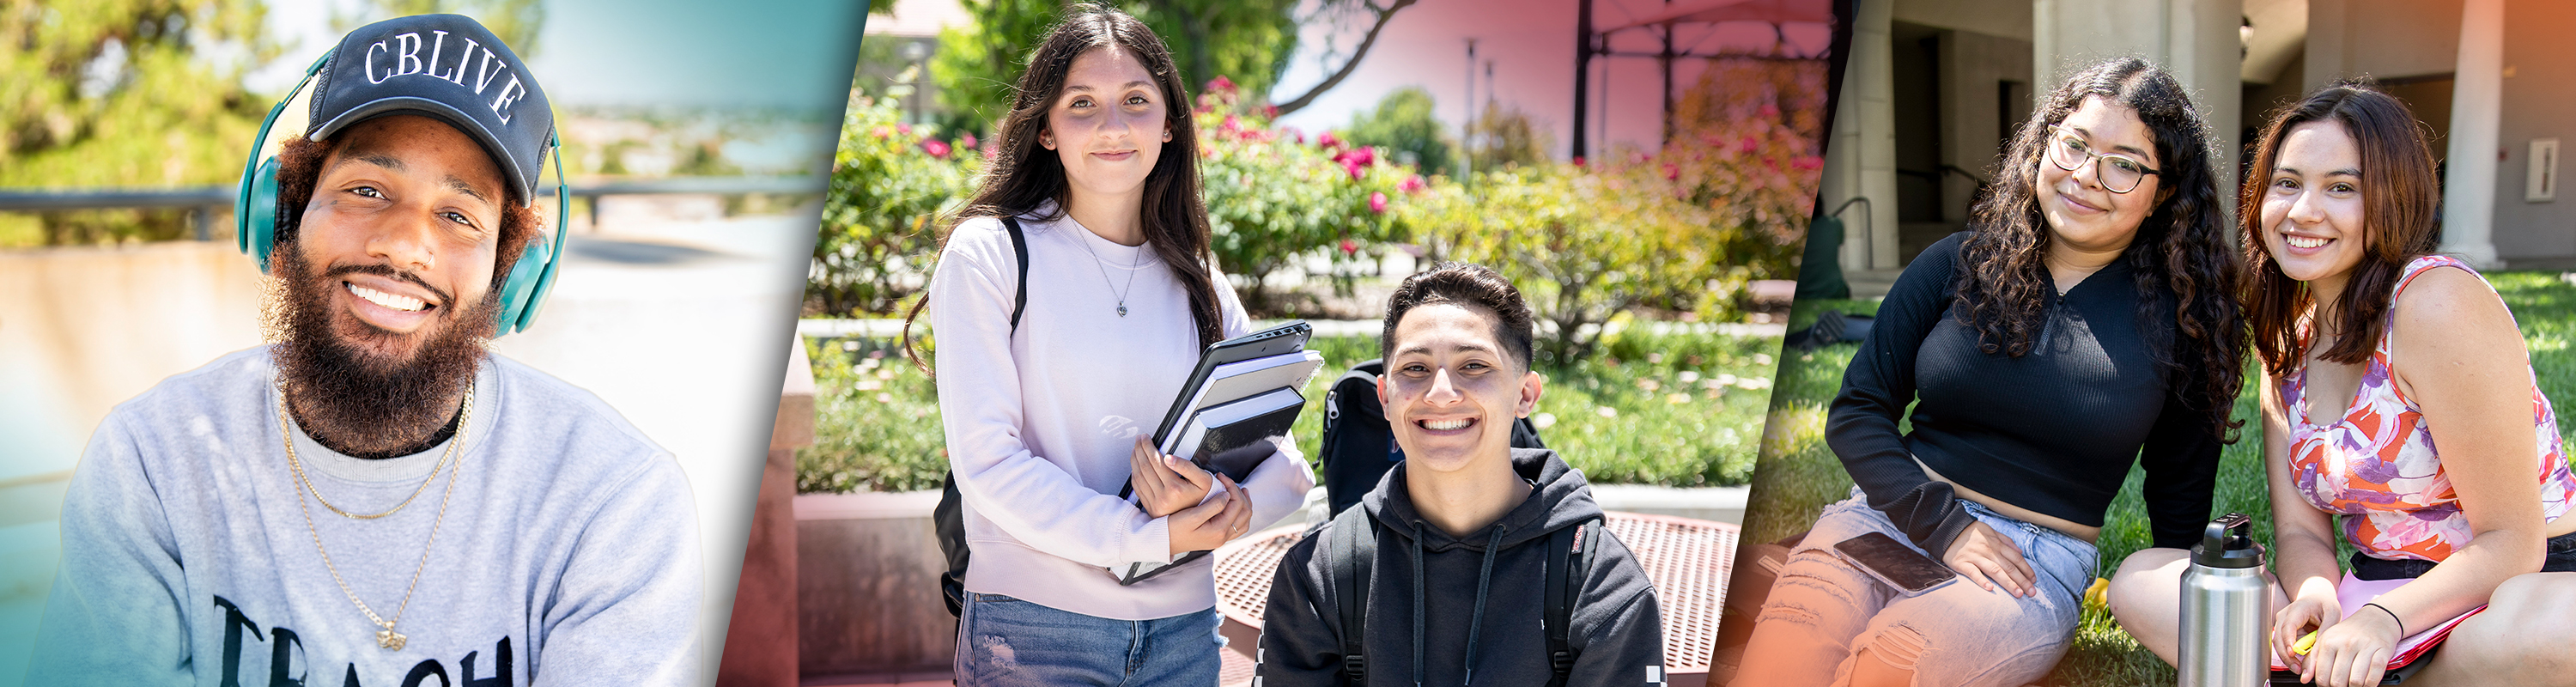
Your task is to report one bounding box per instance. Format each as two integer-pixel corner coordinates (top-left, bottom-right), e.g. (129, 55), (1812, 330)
(955, 593), (1223, 686)
(1752, 490), (2099, 687)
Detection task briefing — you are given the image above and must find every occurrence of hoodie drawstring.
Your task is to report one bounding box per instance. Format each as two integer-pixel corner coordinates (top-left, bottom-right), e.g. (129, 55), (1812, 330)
(1461, 525), (1505, 686)
(1410, 520), (1510, 687)
(1410, 526), (1425, 687)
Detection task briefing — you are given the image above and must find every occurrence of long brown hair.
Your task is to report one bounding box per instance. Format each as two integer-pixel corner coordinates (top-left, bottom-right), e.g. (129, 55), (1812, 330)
(903, 4), (1222, 371)
(1954, 57), (2245, 439)
(2242, 83), (2444, 378)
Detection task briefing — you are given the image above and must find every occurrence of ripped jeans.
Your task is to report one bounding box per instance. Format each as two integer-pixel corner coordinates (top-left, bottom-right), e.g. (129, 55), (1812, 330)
(1750, 490), (2097, 687)
(954, 593), (1223, 686)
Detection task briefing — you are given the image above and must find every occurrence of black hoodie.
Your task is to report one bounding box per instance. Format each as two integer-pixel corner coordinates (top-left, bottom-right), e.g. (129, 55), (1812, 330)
(1255, 448), (1667, 686)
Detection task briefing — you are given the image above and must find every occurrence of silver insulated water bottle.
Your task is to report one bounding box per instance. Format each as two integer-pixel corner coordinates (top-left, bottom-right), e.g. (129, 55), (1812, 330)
(2179, 513), (2268, 687)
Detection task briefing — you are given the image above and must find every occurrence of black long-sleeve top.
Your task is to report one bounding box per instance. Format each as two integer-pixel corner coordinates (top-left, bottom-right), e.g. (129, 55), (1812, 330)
(1829, 232), (2222, 558)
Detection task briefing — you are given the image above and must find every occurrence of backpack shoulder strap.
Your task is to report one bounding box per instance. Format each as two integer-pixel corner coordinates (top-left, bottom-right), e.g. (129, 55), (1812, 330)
(1325, 503), (1376, 684)
(1003, 216), (1029, 332)
(936, 216), (1033, 618)
(1544, 517), (1604, 686)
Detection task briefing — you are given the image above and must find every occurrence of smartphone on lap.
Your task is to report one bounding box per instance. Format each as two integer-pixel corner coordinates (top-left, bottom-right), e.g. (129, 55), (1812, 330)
(1832, 532), (1959, 596)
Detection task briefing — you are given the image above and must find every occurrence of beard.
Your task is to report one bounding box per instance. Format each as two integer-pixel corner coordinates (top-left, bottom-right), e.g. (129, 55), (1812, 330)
(266, 239), (499, 458)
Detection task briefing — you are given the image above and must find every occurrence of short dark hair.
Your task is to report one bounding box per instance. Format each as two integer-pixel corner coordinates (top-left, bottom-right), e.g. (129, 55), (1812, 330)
(1380, 262), (1535, 369)
(272, 132), (540, 289)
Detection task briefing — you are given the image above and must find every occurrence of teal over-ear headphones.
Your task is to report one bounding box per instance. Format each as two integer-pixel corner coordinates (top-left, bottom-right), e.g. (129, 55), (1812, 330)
(234, 52), (569, 337)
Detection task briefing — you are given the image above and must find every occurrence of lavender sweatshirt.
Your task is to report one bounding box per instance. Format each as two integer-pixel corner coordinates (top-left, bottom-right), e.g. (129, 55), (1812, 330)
(929, 210), (1313, 620)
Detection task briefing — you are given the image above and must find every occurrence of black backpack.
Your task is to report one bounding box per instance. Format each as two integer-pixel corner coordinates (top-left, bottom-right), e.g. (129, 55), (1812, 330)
(1320, 503), (1601, 686)
(933, 217), (1031, 617)
(1316, 360), (1546, 517)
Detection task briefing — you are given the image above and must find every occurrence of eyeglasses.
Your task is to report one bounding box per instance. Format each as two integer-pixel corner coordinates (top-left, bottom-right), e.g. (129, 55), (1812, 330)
(2044, 126), (2160, 194)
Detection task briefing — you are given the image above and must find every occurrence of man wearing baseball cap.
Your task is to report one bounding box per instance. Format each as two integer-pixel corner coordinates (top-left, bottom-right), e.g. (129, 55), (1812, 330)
(28, 15), (699, 685)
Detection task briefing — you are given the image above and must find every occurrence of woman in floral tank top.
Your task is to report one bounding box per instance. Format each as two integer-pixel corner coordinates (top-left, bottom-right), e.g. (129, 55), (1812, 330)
(2216, 85), (2575, 687)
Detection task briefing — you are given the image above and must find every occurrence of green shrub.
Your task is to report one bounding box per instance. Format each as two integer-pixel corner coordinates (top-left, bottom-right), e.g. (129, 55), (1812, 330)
(809, 94), (977, 317)
(1196, 80), (1419, 310)
(799, 331), (1781, 493)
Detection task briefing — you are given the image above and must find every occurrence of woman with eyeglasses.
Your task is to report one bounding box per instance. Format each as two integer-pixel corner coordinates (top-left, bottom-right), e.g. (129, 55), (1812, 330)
(2106, 83), (2576, 687)
(1731, 58), (2244, 687)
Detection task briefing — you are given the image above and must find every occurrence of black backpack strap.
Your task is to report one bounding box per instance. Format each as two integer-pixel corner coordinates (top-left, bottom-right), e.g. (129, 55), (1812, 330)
(1544, 517), (1603, 685)
(1326, 504), (1376, 685)
(1003, 216), (1029, 331)
(934, 216), (1034, 618)
(1321, 361), (1394, 517)
(934, 474), (969, 617)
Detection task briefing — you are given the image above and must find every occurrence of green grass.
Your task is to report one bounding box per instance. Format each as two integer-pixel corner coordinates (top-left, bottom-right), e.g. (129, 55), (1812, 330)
(797, 331), (1783, 493)
(1744, 273), (2576, 685)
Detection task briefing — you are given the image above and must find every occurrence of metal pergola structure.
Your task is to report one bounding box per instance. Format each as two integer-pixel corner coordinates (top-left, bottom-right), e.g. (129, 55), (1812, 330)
(1571, 0), (1836, 161)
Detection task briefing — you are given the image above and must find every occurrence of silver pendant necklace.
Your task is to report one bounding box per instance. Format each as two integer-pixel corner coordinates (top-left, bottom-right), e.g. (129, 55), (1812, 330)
(1073, 230), (1143, 317)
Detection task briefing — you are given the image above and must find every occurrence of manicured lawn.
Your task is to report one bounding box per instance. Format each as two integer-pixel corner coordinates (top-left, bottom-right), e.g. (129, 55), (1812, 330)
(797, 329), (1783, 494)
(1745, 272), (2576, 686)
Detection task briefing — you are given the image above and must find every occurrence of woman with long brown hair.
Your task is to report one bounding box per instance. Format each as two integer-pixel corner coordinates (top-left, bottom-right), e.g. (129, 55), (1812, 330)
(907, 5), (1312, 684)
(2109, 83), (2576, 687)
(1733, 57), (2245, 687)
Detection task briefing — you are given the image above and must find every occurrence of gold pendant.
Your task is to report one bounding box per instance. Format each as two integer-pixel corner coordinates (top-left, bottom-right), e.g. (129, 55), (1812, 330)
(378, 629), (407, 651)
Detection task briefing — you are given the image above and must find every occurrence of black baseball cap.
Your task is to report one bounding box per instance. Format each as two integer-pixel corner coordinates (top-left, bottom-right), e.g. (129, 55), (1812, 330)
(306, 14), (553, 206)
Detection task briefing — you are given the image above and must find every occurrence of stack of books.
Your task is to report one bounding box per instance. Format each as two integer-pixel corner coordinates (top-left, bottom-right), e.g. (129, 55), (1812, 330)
(1112, 322), (1325, 584)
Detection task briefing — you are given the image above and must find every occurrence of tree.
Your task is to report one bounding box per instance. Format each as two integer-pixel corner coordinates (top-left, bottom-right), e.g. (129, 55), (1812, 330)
(1, 0), (277, 246)
(337, 0), (544, 58)
(1267, 0), (1416, 117)
(1339, 86), (1450, 173)
(1127, 0), (1295, 112)
(931, 0), (1298, 135)
(1467, 100), (1550, 172)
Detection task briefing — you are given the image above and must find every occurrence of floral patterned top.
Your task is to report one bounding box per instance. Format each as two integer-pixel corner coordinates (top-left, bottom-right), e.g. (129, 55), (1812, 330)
(2282, 254), (2576, 562)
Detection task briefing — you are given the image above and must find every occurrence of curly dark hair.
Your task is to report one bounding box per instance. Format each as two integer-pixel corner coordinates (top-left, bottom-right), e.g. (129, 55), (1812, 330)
(1953, 57), (2245, 439)
(902, 3), (1219, 371)
(1382, 262), (1536, 371)
(2241, 83), (2443, 378)
(273, 132), (542, 293)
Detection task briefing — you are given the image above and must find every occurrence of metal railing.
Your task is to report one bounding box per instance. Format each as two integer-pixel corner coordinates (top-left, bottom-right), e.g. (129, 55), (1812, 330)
(0, 175), (825, 241)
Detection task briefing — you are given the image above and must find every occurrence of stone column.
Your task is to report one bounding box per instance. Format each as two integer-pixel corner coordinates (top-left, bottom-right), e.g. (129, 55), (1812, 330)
(2440, 0), (2505, 266)
(2032, 0), (2242, 220)
(1827, 0), (1899, 271)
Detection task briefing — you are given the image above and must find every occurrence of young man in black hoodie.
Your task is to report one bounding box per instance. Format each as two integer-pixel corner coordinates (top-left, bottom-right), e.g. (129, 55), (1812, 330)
(1254, 262), (1668, 686)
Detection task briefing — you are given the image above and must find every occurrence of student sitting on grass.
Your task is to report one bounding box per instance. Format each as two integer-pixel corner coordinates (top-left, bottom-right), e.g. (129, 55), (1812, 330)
(1729, 57), (2247, 687)
(1253, 262), (1668, 686)
(2107, 82), (2576, 687)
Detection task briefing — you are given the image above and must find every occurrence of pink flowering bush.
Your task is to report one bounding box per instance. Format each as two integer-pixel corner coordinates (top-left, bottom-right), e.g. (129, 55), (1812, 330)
(1192, 79), (1416, 311)
(810, 74), (1819, 329)
(811, 94), (979, 316)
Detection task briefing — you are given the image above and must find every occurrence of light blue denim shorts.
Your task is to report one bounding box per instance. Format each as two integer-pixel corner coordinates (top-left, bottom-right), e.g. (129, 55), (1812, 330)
(1753, 489), (2099, 687)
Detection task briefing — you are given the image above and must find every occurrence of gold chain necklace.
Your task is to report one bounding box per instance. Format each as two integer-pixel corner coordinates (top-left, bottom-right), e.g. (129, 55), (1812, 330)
(286, 400), (462, 520)
(277, 379), (474, 651)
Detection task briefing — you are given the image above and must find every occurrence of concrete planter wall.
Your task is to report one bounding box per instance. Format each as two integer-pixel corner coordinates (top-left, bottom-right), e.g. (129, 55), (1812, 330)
(794, 490), (952, 679)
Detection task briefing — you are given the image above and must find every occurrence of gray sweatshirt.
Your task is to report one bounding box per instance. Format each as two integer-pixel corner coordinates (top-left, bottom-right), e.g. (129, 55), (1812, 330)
(27, 347), (700, 686)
